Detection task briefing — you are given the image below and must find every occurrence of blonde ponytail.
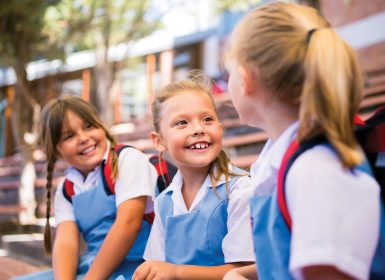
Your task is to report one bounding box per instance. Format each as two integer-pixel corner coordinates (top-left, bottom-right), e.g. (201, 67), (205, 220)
(299, 28), (364, 167)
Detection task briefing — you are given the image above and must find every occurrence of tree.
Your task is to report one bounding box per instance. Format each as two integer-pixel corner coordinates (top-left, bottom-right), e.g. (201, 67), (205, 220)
(0, 0), (60, 224)
(45, 0), (164, 125)
(214, 0), (263, 12)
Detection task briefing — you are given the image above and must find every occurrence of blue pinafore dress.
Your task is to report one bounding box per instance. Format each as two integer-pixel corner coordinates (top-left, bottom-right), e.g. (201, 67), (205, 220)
(14, 173), (151, 280)
(249, 160), (385, 280)
(157, 175), (240, 265)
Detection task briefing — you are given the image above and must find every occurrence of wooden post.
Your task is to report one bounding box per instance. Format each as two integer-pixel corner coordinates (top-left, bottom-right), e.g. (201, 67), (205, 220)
(160, 50), (174, 87)
(5, 86), (14, 156)
(146, 54), (156, 113)
(82, 69), (91, 102)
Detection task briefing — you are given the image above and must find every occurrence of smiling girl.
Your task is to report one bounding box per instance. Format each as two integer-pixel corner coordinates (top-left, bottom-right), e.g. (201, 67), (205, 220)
(132, 72), (254, 280)
(17, 96), (158, 280)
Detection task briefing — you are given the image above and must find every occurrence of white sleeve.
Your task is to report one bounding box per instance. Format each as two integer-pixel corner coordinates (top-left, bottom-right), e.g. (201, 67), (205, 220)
(222, 175), (256, 263)
(114, 148), (158, 213)
(286, 146), (380, 280)
(143, 199), (165, 261)
(54, 178), (76, 225)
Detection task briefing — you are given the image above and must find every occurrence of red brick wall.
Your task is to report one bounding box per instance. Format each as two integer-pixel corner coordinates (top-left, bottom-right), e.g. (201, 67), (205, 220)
(320, 0), (385, 74)
(321, 0), (385, 27)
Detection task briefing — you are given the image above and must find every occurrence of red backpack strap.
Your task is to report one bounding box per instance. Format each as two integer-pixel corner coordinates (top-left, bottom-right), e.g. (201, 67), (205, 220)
(62, 179), (75, 203)
(149, 154), (177, 193)
(277, 137), (326, 231)
(102, 144), (132, 195)
(277, 140), (299, 230)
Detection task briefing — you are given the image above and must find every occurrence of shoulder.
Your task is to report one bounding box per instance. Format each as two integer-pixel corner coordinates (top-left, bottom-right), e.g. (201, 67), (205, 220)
(117, 146), (156, 171)
(117, 146), (147, 160)
(228, 166), (251, 193)
(287, 144), (380, 198)
(293, 145), (375, 180)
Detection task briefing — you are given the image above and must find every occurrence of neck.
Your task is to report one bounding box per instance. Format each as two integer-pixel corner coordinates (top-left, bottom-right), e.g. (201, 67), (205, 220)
(178, 165), (210, 210)
(257, 96), (298, 141)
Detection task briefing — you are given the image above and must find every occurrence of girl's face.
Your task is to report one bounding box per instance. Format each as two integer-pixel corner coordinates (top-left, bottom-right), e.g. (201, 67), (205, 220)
(56, 110), (108, 176)
(152, 90), (223, 172)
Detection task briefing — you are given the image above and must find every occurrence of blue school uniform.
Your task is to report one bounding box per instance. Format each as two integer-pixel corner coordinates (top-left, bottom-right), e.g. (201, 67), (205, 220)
(156, 174), (240, 266)
(249, 156), (385, 280)
(14, 172), (151, 280)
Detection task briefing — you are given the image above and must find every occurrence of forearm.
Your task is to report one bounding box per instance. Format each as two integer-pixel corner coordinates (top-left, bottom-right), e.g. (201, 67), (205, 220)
(85, 219), (141, 279)
(52, 240), (79, 280)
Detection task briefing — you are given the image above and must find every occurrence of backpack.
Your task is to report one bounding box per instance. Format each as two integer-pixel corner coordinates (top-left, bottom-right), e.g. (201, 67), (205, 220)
(277, 107), (385, 279)
(62, 144), (177, 224)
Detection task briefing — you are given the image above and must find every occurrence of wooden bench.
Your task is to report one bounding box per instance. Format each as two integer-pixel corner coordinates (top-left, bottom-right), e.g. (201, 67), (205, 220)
(0, 155), (67, 220)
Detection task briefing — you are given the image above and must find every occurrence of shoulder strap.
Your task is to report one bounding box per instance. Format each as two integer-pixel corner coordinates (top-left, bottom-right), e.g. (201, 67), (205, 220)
(101, 144), (132, 195)
(62, 179), (75, 203)
(277, 137), (326, 230)
(149, 154), (178, 193)
(63, 144), (177, 203)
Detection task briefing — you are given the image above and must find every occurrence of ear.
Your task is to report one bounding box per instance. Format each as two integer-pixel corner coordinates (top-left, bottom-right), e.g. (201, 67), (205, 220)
(239, 65), (256, 97)
(150, 131), (166, 152)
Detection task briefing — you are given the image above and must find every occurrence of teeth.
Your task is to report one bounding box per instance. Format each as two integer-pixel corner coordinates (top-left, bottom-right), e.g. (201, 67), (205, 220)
(190, 143), (208, 149)
(81, 146), (95, 154)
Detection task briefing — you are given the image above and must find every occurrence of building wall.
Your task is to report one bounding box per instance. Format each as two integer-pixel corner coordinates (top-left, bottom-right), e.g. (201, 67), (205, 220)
(320, 0), (385, 74)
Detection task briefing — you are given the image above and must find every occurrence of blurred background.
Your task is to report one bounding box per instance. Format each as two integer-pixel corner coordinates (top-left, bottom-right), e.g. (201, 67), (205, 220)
(0, 0), (384, 276)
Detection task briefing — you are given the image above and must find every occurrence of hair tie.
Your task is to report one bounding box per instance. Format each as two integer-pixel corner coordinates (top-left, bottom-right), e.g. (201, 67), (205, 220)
(306, 28), (317, 44)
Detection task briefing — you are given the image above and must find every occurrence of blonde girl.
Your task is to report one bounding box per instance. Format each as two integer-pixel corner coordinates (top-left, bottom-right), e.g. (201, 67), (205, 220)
(133, 72), (255, 280)
(223, 2), (382, 280)
(16, 96), (158, 280)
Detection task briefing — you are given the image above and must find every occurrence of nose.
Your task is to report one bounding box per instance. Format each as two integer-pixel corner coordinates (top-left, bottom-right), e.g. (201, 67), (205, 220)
(192, 123), (205, 136)
(78, 130), (89, 143)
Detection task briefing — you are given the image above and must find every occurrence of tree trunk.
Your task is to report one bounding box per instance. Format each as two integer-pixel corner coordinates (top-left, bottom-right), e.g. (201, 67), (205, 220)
(94, 43), (115, 126)
(13, 64), (40, 225)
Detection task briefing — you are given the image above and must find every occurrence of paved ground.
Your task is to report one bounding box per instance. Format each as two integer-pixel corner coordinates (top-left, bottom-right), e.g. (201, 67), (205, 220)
(0, 257), (41, 279)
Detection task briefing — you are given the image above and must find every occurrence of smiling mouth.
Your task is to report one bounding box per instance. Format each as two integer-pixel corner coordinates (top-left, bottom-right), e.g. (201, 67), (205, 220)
(187, 142), (210, 150)
(80, 145), (96, 155)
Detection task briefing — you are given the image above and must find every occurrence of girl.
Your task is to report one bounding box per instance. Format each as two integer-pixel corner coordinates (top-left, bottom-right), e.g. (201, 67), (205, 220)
(132, 73), (255, 280)
(17, 96), (158, 280)
(223, 2), (381, 280)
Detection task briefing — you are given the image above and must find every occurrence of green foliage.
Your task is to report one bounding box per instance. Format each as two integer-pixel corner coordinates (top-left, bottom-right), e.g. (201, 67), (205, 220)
(0, 0), (59, 66)
(44, 0), (162, 53)
(214, 0), (263, 12)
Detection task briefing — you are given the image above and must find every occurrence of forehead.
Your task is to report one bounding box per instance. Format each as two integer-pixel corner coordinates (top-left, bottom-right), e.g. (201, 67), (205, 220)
(163, 90), (215, 111)
(61, 110), (83, 131)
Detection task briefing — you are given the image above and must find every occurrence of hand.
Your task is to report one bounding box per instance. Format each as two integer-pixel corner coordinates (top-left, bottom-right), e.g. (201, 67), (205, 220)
(223, 269), (248, 280)
(133, 260), (177, 280)
(223, 264), (257, 280)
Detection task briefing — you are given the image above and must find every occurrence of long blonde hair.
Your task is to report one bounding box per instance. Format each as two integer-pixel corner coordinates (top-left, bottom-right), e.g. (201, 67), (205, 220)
(40, 96), (118, 253)
(227, 2), (363, 167)
(152, 71), (240, 191)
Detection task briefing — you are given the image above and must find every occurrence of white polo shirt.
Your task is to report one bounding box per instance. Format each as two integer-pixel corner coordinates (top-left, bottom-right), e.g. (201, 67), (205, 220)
(249, 122), (380, 280)
(54, 144), (158, 225)
(144, 167), (255, 264)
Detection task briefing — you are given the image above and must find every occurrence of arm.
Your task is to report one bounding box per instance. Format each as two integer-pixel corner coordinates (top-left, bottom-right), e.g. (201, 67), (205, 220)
(52, 221), (80, 280)
(85, 196), (147, 280)
(224, 264), (258, 280)
(133, 261), (250, 280)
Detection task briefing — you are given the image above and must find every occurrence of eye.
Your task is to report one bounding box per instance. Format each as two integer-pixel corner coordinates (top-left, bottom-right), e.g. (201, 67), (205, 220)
(203, 116), (214, 122)
(61, 132), (73, 141)
(175, 120), (188, 126)
(84, 123), (94, 130)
